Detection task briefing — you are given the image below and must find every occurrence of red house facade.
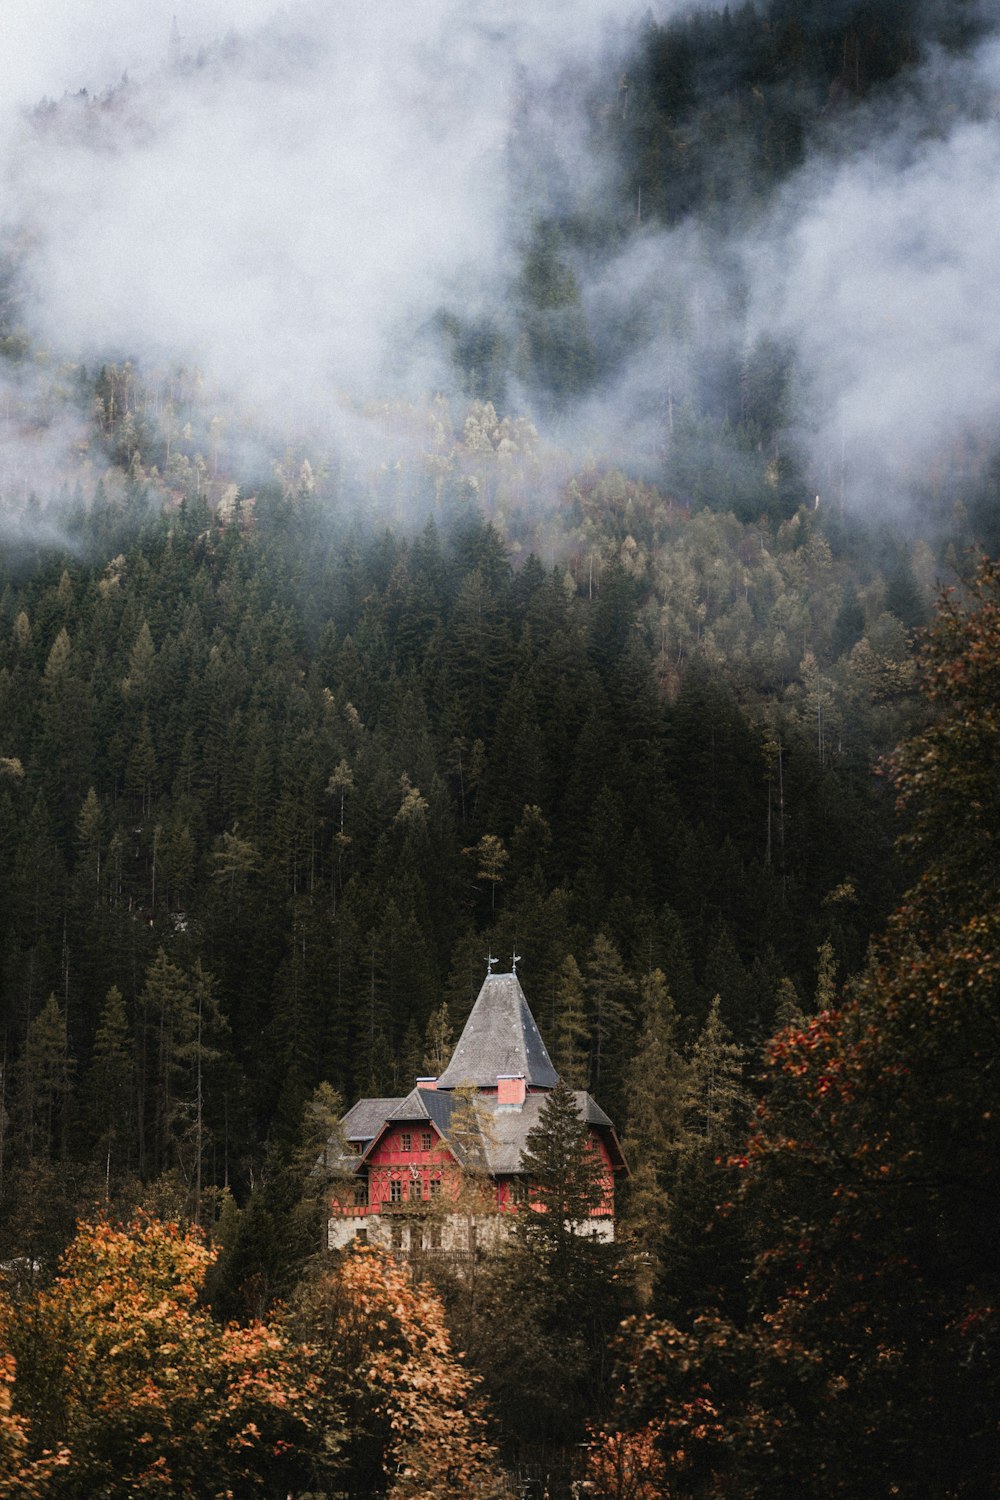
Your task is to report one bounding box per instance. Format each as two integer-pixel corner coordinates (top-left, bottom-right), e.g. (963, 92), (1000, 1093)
(327, 969), (627, 1254)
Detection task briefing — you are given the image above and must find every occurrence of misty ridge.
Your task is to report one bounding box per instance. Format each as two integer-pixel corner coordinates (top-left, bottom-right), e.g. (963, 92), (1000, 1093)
(1, 0), (1000, 541)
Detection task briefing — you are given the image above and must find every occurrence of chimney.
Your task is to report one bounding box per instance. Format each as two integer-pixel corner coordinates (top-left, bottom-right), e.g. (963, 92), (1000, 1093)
(417, 1077), (438, 1091)
(497, 1074), (526, 1109)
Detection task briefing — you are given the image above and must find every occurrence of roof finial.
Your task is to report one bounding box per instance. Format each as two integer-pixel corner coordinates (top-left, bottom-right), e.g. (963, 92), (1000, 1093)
(486, 951), (497, 975)
(512, 950), (521, 975)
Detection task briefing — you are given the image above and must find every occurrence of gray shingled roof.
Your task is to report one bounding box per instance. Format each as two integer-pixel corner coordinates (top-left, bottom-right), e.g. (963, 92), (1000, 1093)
(335, 1087), (624, 1178)
(436, 972), (559, 1089)
(476, 1090), (620, 1174)
(342, 1097), (405, 1144)
(388, 1087), (458, 1135)
(331, 978), (626, 1181)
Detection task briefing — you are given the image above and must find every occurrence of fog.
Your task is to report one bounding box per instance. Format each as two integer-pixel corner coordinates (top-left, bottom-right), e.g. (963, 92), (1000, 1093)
(746, 36), (1000, 512)
(2, 0), (1000, 522)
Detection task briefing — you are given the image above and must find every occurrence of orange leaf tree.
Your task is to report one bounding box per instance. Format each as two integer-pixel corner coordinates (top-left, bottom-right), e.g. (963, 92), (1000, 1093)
(289, 1245), (499, 1500)
(583, 1416), (669, 1500)
(3, 1215), (341, 1498)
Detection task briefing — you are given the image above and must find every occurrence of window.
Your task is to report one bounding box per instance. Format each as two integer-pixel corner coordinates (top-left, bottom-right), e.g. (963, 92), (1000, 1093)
(391, 1222), (404, 1250)
(420, 1131), (432, 1152)
(390, 1178), (403, 1203)
(354, 1180), (368, 1206)
(429, 1222), (442, 1249)
(400, 1132), (411, 1152)
(355, 1227), (368, 1245)
(430, 1176), (442, 1198)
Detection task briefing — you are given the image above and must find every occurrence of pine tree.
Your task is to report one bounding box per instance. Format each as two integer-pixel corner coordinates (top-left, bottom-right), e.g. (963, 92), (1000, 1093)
(585, 933), (633, 1096)
(814, 937), (837, 1011)
(772, 975), (805, 1033)
(517, 1078), (607, 1251)
(422, 1001), (454, 1077)
(470, 832), (508, 914)
(685, 995), (749, 1150)
(620, 970), (687, 1303)
(83, 986), (135, 1195)
(471, 1079), (625, 1450)
(399, 1017), (423, 1089)
(552, 954), (590, 1089)
(75, 788), (104, 903)
(17, 995), (73, 1165)
(660, 995), (752, 1316)
(135, 950), (225, 1201)
(326, 757), (354, 907)
(291, 1080), (349, 1253)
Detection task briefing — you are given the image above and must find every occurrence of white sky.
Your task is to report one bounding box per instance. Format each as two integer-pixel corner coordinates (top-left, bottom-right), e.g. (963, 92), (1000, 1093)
(0, 4), (278, 106)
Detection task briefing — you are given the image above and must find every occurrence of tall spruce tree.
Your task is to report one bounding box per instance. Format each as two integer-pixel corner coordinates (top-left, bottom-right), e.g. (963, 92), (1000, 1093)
(467, 1079), (627, 1451)
(552, 954), (590, 1089)
(620, 970), (687, 1304)
(83, 985), (136, 1196)
(657, 996), (752, 1317)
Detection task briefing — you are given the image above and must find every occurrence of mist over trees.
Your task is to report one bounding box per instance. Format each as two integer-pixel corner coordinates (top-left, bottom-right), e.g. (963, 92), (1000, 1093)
(2, 0), (1000, 1495)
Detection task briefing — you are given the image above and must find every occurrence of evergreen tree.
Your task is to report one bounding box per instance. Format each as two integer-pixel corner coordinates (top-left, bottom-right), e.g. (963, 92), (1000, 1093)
(772, 975), (805, 1033)
(814, 937), (837, 1011)
(518, 1077), (608, 1239)
(659, 996), (752, 1317)
(17, 995), (73, 1166)
(585, 932), (633, 1100)
(83, 986), (136, 1196)
(552, 954), (590, 1089)
(469, 1078), (626, 1451)
(685, 995), (749, 1152)
(135, 950), (225, 1203)
(620, 971), (687, 1304)
(422, 1001), (454, 1077)
(74, 788), (104, 906)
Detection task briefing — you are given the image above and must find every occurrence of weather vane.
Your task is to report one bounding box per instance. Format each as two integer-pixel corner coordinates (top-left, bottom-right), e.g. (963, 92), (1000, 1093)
(512, 951), (521, 974)
(486, 951), (497, 975)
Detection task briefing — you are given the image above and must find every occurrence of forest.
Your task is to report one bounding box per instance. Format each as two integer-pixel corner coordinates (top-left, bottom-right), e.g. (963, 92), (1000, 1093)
(1, 0), (999, 1495)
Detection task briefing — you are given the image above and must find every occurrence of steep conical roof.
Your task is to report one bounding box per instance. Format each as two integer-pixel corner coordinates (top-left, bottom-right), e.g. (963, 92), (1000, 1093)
(436, 971), (559, 1090)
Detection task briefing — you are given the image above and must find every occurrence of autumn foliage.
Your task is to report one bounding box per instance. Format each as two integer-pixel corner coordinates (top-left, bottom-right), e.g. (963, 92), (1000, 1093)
(0, 1351), (68, 1500)
(595, 554), (1000, 1498)
(0, 1215), (337, 1499)
(290, 1245), (499, 1500)
(583, 1417), (668, 1500)
(0, 1219), (504, 1500)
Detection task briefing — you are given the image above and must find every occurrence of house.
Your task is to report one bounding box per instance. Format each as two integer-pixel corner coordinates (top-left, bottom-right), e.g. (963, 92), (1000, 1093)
(327, 967), (627, 1255)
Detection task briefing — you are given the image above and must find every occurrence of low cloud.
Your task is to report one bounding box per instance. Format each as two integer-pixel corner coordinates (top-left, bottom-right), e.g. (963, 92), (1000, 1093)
(2, 1), (649, 436)
(748, 42), (1000, 511)
(2, 2), (1000, 524)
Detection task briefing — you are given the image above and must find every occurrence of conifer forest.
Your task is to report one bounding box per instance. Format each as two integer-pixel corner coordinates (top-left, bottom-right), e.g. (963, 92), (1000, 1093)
(1, 1), (999, 1495)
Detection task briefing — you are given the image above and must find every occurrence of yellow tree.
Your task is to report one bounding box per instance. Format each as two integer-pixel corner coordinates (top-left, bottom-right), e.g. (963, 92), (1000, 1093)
(289, 1246), (498, 1499)
(470, 833), (508, 912)
(3, 1215), (339, 1499)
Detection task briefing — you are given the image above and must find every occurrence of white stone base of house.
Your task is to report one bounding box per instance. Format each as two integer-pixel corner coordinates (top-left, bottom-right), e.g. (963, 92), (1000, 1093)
(327, 1211), (615, 1254)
